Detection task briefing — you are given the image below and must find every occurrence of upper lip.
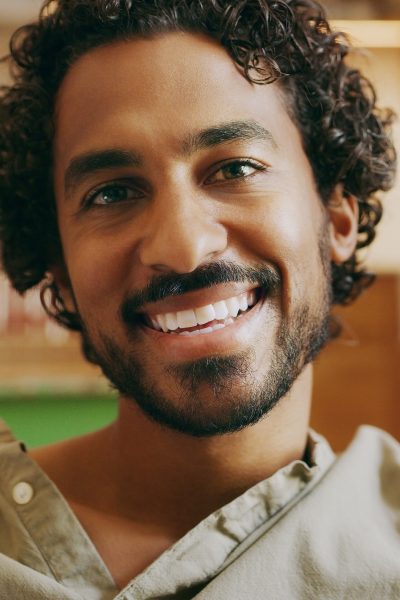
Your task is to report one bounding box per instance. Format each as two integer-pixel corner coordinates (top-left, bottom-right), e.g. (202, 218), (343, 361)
(138, 283), (260, 317)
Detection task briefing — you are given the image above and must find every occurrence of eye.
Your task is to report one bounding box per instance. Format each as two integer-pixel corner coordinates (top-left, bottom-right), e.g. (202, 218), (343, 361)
(83, 181), (145, 207)
(205, 159), (266, 185)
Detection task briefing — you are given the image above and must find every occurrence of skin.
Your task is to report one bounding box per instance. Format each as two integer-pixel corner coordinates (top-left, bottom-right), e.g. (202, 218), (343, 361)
(30, 33), (358, 589)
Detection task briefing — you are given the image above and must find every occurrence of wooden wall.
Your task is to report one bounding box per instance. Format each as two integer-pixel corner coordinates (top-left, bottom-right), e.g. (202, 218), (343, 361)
(311, 274), (400, 451)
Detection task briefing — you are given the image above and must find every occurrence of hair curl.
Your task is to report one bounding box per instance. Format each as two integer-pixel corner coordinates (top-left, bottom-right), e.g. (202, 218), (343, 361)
(0, 0), (396, 331)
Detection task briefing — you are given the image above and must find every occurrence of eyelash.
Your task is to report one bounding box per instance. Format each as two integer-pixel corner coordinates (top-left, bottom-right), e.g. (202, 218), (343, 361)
(81, 158), (267, 209)
(82, 179), (145, 209)
(205, 159), (267, 185)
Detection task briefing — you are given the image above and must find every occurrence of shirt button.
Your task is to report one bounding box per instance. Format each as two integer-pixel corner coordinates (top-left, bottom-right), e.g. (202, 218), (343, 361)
(12, 482), (34, 505)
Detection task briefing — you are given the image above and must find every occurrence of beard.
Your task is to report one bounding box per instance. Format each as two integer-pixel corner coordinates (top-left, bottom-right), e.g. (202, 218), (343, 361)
(78, 239), (333, 438)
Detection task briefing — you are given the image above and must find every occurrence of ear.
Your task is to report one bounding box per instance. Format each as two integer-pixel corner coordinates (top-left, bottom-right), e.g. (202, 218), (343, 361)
(327, 185), (359, 264)
(48, 263), (77, 314)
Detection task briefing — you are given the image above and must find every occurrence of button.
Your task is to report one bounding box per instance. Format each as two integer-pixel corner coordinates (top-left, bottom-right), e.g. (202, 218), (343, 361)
(12, 482), (34, 505)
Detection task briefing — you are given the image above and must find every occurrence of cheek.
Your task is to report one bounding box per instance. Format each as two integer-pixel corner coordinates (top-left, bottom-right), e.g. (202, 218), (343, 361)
(60, 222), (132, 318)
(233, 195), (326, 306)
(240, 195), (322, 260)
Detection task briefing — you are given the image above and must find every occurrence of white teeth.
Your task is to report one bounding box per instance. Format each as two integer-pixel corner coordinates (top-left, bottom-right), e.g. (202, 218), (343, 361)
(195, 304), (216, 325)
(213, 300), (229, 320)
(248, 290), (256, 307)
(165, 312), (179, 331)
(238, 294), (249, 312)
(197, 326), (213, 335)
(150, 318), (162, 331)
(225, 296), (240, 318)
(157, 314), (169, 333)
(149, 289), (258, 333)
(175, 322), (229, 337)
(177, 309), (197, 329)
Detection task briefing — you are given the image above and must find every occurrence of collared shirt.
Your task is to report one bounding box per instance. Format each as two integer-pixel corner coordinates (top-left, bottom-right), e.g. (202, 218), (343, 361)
(0, 419), (399, 599)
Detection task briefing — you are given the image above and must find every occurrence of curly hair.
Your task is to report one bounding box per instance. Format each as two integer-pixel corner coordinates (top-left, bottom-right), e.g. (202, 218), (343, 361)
(0, 0), (396, 332)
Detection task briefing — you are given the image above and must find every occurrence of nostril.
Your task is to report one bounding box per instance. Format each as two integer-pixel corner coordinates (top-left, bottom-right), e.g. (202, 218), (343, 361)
(150, 264), (174, 273)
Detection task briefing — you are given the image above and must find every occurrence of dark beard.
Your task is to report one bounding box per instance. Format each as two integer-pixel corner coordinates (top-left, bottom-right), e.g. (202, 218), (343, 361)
(77, 236), (332, 438)
(80, 291), (332, 438)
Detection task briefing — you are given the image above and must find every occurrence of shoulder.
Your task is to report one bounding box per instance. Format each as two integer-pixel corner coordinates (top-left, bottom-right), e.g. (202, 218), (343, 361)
(0, 552), (82, 600)
(336, 425), (400, 494)
(307, 425), (400, 526)
(197, 427), (400, 598)
(0, 419), (19, 446)
(343, 423), (400, 457)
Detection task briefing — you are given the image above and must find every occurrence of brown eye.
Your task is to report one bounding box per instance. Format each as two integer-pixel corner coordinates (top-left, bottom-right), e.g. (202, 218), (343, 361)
(205, 160), (266, 184)
(85, 183), (145, 207)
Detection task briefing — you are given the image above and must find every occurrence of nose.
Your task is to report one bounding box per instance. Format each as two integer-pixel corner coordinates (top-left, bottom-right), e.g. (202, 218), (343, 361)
(138, 188), (228, 273)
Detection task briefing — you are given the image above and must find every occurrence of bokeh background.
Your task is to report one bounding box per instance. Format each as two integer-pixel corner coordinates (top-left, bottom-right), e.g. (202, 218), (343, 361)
(0, 0), (399, 450)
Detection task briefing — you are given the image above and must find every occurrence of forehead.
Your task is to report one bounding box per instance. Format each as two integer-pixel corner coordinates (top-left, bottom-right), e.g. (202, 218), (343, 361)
(54, 32), (302, 171)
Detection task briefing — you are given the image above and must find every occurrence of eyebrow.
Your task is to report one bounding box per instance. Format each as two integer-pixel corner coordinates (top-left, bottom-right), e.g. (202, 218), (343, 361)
(63, 120), (276, 197)
(64, 149), (142, 197)
(181, 120), (277, 155)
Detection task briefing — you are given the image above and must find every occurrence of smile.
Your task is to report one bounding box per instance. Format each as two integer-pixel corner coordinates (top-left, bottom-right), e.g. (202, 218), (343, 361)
(144, 289), (259, 336)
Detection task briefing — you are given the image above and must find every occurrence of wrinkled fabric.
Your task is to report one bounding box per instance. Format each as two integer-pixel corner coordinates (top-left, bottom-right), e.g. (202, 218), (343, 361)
(0, 419), (399, 599)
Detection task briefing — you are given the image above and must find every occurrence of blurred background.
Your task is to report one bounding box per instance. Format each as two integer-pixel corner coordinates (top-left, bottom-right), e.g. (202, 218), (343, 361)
(0, 0), (399, 451)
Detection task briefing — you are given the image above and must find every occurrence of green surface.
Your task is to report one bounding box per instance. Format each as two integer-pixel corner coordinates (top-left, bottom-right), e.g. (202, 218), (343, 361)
(0, 393), (118, 447)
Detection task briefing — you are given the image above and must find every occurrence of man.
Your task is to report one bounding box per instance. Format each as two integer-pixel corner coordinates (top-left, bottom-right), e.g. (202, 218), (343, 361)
(0, 0), (398, 598)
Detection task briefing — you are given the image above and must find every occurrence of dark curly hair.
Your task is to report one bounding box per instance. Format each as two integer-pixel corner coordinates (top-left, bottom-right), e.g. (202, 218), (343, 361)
(0, 0), (396, 332)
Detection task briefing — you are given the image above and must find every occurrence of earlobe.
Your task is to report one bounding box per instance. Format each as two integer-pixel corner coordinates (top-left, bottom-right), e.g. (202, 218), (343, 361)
(48, 264), (76, 314)
(327, 185), (359, 265)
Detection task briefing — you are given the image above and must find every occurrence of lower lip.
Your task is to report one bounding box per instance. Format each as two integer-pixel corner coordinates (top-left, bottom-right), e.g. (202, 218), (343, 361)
(138, 296), (266, 361)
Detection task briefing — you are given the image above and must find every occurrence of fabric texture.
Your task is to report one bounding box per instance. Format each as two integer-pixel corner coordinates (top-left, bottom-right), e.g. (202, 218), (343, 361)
(0, 420), (399, 599)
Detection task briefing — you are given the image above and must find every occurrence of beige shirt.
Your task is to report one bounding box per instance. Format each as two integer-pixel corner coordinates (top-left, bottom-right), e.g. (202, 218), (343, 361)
(0, 420), (399, 599)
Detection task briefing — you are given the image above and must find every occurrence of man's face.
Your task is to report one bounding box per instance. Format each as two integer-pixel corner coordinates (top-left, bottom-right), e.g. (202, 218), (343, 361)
(53, 33), (334, 436)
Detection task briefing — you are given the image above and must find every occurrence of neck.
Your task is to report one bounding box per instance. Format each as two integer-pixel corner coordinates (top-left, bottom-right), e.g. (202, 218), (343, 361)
(89, 364), (313, 534)
(31, 365), (313, 540)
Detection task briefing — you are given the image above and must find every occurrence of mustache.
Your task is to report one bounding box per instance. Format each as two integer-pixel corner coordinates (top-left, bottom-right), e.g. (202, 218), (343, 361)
(120, 261), (281, 321)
